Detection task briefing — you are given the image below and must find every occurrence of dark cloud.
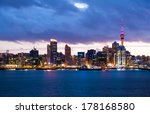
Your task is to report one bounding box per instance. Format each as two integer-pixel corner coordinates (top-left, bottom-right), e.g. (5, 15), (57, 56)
(0, 0), (78, 13)
(41, 0), (78, 14)
(0, 0), (150, 43)
(0, 0), (37, 8)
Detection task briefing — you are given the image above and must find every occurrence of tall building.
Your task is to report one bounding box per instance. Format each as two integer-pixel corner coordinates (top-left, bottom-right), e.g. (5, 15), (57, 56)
(77, 52), (85, 65)
(47, 44), (50, 64)
(86, 49), (96, 61)
(112, 41), (119, 53)
(30, 48), (39, 59)
(103, 46), (114, 64)
(112, 41), (119, 65)
(65, 44), (72, 64)
(97, 51), (107, 65)
(116, 46), (126, 67)
(29, 48), (39, 66)
(47, 39), (57, 64)
(56, 52), (64, 65)
(3, 50), (10, 64)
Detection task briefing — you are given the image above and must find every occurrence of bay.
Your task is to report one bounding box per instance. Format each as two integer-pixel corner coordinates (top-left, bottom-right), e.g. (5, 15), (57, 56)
(0, 70), (150, 97)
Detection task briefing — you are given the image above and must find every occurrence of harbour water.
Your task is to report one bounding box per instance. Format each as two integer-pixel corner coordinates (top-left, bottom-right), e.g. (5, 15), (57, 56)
(0, 69), (150, 97)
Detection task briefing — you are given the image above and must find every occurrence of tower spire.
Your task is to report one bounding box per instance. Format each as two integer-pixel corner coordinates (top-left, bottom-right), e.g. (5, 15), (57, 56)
(120, 19), (125, 46)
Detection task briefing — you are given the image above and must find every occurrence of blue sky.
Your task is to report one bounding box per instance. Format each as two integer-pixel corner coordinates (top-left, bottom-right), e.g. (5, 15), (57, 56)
(0, 0), (150, 55)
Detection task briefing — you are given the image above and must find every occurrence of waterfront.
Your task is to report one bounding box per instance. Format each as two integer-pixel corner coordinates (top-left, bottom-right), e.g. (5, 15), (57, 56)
(0, 70), (150, 97)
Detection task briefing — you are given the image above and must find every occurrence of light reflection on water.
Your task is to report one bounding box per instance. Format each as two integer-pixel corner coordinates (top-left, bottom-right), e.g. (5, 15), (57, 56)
(0, 70), (150, 97)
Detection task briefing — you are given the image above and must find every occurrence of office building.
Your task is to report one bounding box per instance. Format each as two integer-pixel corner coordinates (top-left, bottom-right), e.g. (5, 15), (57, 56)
(65, 44), (72, 65)
(47, 39), (57, 64)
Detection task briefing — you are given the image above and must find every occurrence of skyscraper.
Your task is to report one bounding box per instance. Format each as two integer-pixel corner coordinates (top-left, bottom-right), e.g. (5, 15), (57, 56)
(86, 49), (96, 61)
(30, 48), (39, 59)
(97, 51), (107, 65)
(116, 46), (126, 67)
(56, 52), (64, 65)
(47, 39), (57, 64)
(29, 48), (39, 66)
(112, 41), (119, 65)
(77, 52), (85, 65)
(47, 44), (50, 64)
(103, 46), (114, 64)
(65, 44), (72, 65)
(112, 41), (119, 53)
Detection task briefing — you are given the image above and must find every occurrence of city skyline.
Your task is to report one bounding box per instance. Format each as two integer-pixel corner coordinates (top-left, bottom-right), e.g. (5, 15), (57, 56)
(0, 0), (150, 55)
(0, 40), (150, 56)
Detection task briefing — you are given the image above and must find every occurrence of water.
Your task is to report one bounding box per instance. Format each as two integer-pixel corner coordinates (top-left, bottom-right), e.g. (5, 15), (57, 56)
(0, 69), (150, 97)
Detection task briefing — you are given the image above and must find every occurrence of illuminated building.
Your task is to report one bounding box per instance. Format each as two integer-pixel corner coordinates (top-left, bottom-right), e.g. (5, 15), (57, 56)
(86, 49), (96, 61)
(77, 52), (85, 65)
(126, 51), (131, 66)
(39, 54), (47, 66)
(112, 41), (119, 65)
(86, 49), (96, 65)
(0, 53), (3, 65)
(116, 46), (126, 67)
(56, 52), (64, 65)
(3, 50), (9, 65)
(78, 52), (85, 58)
(97, 51), (107, 66)
(47, 44), (50, 64)
(18, 53), (30, 66)
(72, 55), (78, 65)
(30, 48), (39, 59)
(29, 48), (40, 66)
(112, 41), (119, 53)
(65, 44), (72, 65)
(103, 46), (114, 64)
(47, 39), (57, 64)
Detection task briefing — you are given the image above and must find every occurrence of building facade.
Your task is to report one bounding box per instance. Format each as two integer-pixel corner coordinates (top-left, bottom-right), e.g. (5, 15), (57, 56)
(65, 44), (72, 65)
(47, 39), (57, 64)
(116, 46), (126, 67)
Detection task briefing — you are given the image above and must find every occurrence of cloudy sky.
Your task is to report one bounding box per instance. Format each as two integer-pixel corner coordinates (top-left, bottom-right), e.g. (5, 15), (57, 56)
(0, 0), (150, 55)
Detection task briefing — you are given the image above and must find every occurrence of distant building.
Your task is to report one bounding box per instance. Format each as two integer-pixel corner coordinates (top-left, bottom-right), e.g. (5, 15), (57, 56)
(3, 50), (10, 65)
(56, 52), (64, 65)
(47, 39), (57, 64)
(97, 51), (107, 65)
(86, 49), (96, 61)
(78, 52), (85, 58)
(18, 53), (30, 66)
(103, 46), (114, 64)
(30, 48), (39, 59)
(112, 41), (119, 65)
(112, 41), (119, 53)
(116, 46), (126, 67)
(29, 48), (39, 66)
(126, 51), (131, 66)
(72, 55), (78, 65)
(47, 44), (50, 64)
(65, 44), (72, 65)
(77, 52), (85, 65)
(0, 53), (3, 65)
(39, 54), (47, 66)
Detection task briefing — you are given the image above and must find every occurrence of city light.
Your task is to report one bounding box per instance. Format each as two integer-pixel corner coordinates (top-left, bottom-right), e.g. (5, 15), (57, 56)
(0, 25), (150, 71)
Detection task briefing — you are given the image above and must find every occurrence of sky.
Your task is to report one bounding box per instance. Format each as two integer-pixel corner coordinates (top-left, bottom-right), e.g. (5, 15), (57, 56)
(0, 0), (150, 55)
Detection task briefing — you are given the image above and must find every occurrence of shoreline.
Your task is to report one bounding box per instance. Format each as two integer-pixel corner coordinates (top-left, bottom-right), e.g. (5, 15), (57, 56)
(0, 67), (150, 71)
